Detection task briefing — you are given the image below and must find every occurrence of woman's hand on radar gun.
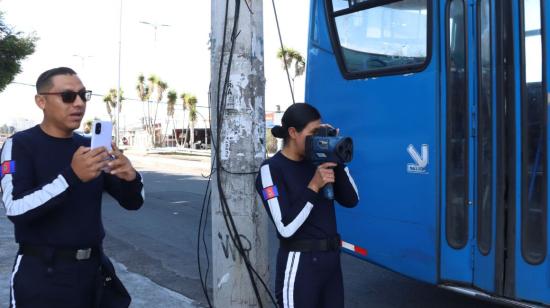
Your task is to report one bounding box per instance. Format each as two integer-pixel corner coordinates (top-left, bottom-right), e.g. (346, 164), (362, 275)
(308, 162), (337, 193)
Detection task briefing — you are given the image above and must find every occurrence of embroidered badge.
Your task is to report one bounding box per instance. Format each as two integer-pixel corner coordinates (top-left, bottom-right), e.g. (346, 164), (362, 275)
(1, 161), (15, 176)
(262, 185), (279, 201)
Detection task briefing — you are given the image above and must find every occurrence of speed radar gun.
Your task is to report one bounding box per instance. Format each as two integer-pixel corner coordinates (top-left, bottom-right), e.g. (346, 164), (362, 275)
(305, 126), (354, 200)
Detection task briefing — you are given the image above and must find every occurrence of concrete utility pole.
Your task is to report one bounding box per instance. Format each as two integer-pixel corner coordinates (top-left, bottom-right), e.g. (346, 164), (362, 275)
(210, 0), (269, 307)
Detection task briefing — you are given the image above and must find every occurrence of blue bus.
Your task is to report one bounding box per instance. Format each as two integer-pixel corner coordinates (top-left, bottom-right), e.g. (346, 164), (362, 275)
(305, 0), (549, 306)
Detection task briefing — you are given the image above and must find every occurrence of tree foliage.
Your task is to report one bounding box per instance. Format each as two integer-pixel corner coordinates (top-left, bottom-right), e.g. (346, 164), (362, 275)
(0, 12), (37, 92)
(187, 95), (198, 123)
(135, 73), (169, 146)
(166, 90), (177, 117)
(136, 74), (151, 102)
(103, 88), (125, 124)
(276, 47), (305, 79)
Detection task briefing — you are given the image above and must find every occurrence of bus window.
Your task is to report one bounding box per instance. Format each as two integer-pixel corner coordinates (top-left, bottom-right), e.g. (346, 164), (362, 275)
(331, 0), (350, 11)
(446, 0), (469, 249)
(328, 0), (429, 78)
(477, 0), (493, 256)
(520, 0), (547, 265)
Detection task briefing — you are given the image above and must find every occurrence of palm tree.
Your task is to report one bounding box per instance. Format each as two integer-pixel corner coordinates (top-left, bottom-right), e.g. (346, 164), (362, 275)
(276, 47), (305, 92)
(187, 95), (198, 147)
(153, 79), (168, 145)
(103, 90), (116, 124)
(136, 74), (168, 147)
(165, 90), (179, 146)
(146, 75), (159, 146)
(180, 92), (190, 147)
(103, 88), (124, 126)
(136, 74), (152, 146)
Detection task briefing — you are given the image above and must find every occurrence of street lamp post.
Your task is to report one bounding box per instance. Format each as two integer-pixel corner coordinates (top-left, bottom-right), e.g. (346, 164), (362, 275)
(116, 0), (123, 146)
(139, 21), (171, 42)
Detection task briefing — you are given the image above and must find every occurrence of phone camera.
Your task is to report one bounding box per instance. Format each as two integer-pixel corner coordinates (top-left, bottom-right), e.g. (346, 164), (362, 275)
(95, 123), (102, 134)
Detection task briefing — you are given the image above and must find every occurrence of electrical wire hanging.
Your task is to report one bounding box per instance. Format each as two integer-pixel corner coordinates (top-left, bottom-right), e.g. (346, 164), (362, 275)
(197, 165), (214, 307)
(271, 0), (296, 104)
(197, 0), (277, 307)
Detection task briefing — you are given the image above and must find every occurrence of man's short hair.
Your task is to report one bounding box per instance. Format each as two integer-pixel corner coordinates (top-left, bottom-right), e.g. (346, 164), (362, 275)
(36, 67), (77, 92)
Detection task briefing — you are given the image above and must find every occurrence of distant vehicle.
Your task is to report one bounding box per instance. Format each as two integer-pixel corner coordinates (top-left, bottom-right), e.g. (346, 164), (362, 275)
(306, 0), (549, 306)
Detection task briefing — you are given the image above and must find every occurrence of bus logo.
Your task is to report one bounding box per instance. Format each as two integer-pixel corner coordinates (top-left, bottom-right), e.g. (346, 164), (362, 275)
(407, 144), (428, 174)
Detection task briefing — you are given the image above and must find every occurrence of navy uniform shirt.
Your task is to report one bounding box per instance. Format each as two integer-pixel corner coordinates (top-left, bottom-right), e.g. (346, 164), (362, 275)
(0, 125), (144, 248)
(255, 151), (359, 242)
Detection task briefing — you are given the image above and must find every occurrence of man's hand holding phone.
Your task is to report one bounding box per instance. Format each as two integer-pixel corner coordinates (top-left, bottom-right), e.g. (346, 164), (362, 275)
(107, 143), (137, 182)
(71, 146), (111, 182)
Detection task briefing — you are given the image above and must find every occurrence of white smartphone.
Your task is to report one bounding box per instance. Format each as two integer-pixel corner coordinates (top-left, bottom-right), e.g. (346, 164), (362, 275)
(90, 120), (113, 152)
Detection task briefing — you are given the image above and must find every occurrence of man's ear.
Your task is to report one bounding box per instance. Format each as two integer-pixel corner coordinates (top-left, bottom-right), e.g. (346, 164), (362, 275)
(35, 95), (46, 110)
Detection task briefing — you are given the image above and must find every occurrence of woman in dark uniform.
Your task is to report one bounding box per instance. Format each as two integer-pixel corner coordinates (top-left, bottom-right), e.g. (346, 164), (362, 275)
(255, 103), (359, 308)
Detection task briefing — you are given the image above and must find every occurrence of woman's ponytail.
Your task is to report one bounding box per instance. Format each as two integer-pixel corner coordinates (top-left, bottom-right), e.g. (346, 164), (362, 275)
(271, 103), (321, 143)
(271, 125), (287, 138)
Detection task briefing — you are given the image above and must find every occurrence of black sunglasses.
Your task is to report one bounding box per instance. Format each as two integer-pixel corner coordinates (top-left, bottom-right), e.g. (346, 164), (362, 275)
(39, 90), (92, 103)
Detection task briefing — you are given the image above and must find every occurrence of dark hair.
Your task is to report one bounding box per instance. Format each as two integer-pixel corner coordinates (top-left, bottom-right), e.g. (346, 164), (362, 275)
(271, 103), (321, 141)
(36, 67), (77, 92)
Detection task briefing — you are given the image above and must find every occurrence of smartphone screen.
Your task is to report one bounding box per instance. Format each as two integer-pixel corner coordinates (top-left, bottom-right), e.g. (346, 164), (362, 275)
(91, 121), (113, 151)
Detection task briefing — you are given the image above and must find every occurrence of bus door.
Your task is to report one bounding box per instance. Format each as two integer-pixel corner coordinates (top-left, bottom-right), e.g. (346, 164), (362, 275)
(512, 0), (549, 303)
(440, 0), (481, 288)
(441, 0), (550, 304)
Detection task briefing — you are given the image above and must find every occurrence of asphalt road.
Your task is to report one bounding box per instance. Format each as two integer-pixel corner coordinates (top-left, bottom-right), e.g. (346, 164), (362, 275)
(101, 154), (506, 308)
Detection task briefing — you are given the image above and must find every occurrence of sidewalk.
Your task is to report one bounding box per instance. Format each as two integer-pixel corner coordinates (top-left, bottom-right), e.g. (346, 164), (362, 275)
(1, 195), (201, 307)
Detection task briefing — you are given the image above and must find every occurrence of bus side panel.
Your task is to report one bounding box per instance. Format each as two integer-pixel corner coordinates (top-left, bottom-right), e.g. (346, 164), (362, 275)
(306, 0), (439, 284)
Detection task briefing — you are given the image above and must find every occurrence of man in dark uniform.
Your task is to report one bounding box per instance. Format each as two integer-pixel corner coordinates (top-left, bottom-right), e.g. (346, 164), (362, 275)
(1, 67), (144, 307)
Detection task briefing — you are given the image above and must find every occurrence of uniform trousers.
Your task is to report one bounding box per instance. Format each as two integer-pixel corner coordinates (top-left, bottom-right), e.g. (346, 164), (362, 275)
(275, 248), (344, 308)
(9, 252), (100, 308)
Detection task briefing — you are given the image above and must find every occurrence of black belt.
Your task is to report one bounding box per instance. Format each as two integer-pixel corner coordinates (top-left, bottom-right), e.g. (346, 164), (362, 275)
(280, 235), (341, 252)
(19, 245), (100, 261)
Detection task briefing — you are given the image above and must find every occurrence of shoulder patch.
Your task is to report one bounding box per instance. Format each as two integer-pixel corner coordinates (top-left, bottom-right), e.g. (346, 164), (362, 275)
(262, 185), (279, 201)
(1, 161), (16, 176)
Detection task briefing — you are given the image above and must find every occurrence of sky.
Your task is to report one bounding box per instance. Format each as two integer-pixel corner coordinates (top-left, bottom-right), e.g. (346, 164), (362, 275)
(0, 0), (310, 129)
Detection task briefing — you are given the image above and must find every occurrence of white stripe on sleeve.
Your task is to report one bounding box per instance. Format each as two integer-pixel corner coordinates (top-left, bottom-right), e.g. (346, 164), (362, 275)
(1, 138), (69, 217)
(260, 164), (314, 238)
(344, 166), (359, 200)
